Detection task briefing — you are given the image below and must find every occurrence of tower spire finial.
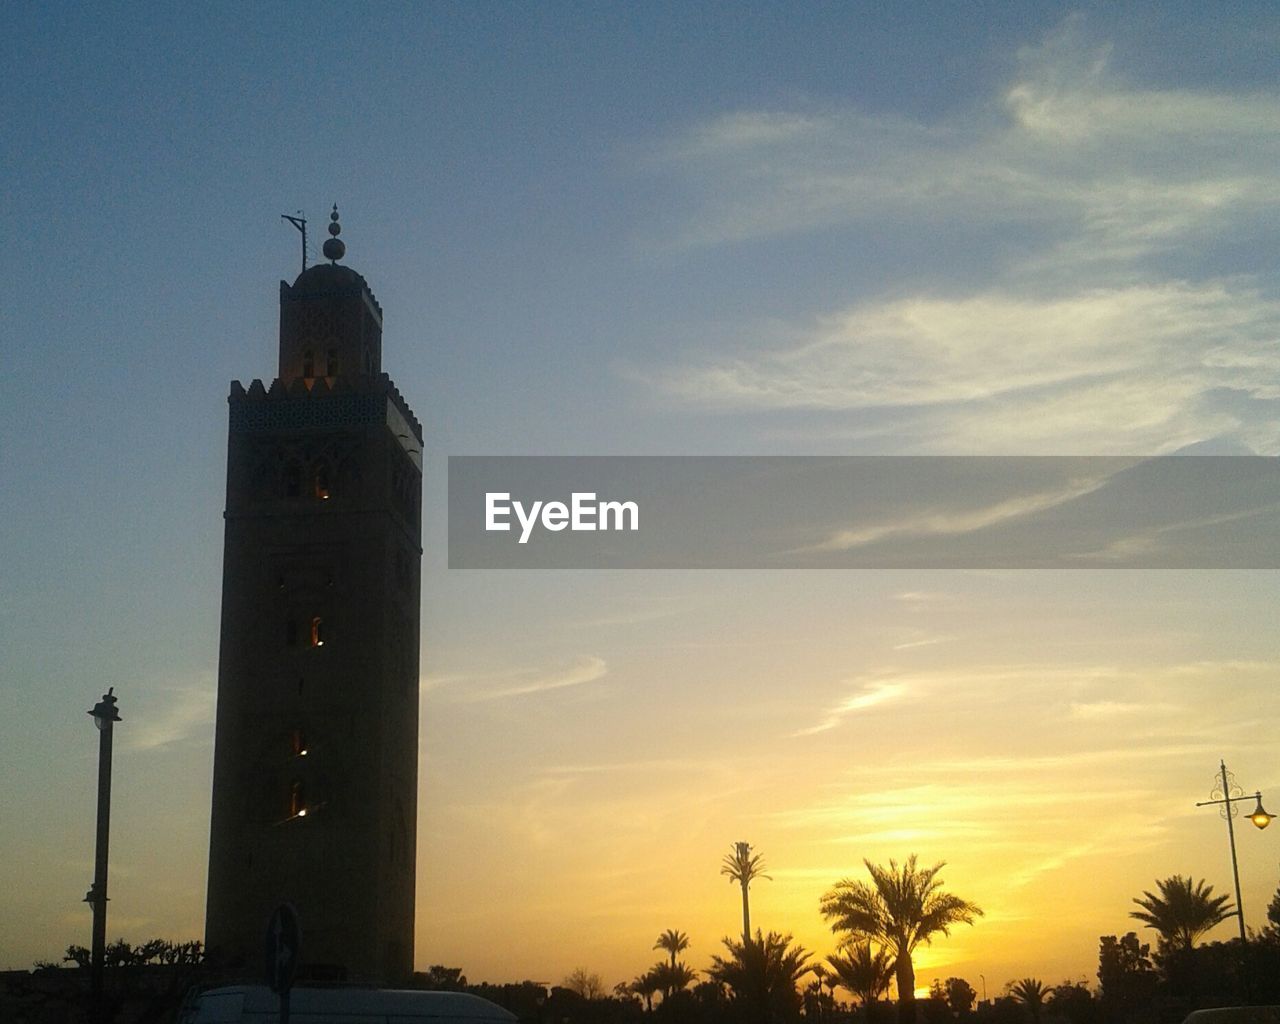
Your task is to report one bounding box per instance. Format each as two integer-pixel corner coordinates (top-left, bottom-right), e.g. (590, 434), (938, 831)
(323, 203), (346, 263)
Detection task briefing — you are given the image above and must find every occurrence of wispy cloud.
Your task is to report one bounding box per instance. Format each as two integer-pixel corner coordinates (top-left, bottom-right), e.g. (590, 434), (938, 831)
(800, 473), (1109, 553)
(791, 658), (1280, 741)
(795, 678), (910, 736)
(652, 285), (1280, 409)
(891, 635), (954, 651)
(642, 283), (1280, 453)
(124, 683), (215, 752)
(1065, 502), (1280, 563)
(635, 15), (1280, 454)
(649, 16), (1280, 256)
(1067, 700), (1179, 720)
(444, 655), (609, 703)
(892, 590), (955, 607)
(569, 605), (687, 629)
(539, 756), (724, 777)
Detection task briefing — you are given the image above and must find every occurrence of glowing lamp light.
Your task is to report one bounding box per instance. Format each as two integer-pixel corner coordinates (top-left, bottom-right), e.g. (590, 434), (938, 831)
(1250, 793), (1273, 830)
(297, 809), (307, 818)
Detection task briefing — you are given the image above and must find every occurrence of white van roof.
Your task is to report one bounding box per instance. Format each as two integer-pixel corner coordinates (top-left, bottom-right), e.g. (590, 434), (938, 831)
(1181, 1010), (1280, 1024)
(185, 985), (519, 1024)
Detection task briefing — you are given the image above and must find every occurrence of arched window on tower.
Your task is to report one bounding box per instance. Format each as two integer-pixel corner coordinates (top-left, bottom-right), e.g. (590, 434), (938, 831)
(302, 350), (315, 378)
(284, 462), (302, 499)
(310, 616), (325, 647)
(326, 349), (340, 376)
(291, 728), (308, 757)
(313, 463), (331, 500)
(290, 781), (307, 818)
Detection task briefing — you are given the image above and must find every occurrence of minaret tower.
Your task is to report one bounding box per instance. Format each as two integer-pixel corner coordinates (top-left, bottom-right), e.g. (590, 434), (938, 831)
(206, 208), (422, 982)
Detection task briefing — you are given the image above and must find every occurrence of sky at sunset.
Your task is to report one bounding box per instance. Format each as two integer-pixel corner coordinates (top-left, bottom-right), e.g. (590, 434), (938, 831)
(3, 1), (1280, 999)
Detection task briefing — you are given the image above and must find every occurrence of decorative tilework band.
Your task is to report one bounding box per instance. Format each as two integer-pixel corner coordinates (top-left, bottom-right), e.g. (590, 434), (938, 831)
(230, 394), (385, 433)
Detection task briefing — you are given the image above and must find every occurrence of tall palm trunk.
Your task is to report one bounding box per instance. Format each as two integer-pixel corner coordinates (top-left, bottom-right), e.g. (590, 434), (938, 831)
(895, 953), (915, 1024)
(740, 879), (751, 942)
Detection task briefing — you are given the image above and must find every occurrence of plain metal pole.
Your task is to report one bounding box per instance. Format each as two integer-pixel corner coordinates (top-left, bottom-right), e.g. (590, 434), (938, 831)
(87, 689), (120, 1024)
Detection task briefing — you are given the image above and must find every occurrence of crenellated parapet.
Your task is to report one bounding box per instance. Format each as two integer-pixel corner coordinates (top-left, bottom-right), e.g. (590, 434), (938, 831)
(229, 372), (423, 444)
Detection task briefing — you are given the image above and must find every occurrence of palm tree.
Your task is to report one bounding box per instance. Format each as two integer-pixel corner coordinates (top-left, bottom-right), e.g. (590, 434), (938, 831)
(651, 960), (698, 1001)
(630, 970), (661, 1012)
(707, 930), (811, 1024)
(825, 941), (896, 1011)
(820, 856), (982, 1024)
(654, 929), (690, 972)
(1009, 979), (1047, 1024)
(722, 841), (771, 941)
(1129, 875), (1235, 953)
(809, 964), (830, 1023)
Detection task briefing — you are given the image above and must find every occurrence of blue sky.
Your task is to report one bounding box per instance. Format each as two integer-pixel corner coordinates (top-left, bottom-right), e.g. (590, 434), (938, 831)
(3, 1), (1280, 991)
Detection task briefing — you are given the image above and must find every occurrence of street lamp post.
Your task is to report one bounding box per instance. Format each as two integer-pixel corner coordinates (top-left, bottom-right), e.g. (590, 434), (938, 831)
(85, 688), (121, 1024)
(1195, 759), (1272, 943)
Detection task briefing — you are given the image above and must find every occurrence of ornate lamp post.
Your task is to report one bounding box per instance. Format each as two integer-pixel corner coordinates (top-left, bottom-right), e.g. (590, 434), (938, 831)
(1195, 760), (1272, 942)
(85, 688), (121, 1024)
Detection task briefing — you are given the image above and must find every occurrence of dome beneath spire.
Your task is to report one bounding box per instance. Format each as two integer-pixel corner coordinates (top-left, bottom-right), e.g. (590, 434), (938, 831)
(289, 261), (369, 294)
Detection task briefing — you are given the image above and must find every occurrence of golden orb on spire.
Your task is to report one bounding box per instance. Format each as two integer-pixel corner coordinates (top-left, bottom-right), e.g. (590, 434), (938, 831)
(322, 203), (346, 262)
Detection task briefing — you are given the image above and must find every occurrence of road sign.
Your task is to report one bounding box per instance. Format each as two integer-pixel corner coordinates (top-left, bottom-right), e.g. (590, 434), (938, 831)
(264, 903), (301, 995)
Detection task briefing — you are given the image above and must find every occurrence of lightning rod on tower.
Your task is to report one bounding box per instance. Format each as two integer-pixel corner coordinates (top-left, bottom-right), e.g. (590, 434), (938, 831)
(281, 212), (307, 272)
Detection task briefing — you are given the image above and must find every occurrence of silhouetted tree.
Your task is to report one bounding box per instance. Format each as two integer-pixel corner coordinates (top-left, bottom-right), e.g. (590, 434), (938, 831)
(64, 945), (91, 969)
(564, 968), (607, 1000)
(693, 978), (731, 1013)
(920, 990), (953, 1024)
(652, 929), (693, 1000)
(416, 965), (468, 991)
(46, 938), (205, 1024)
(1129, 876), (1234, 954)
(1261, 883), (1280, 942)
(943, 977), (977, 1016)
(614, 980), (639, 1003)
(821, 856), (982, 1024)
(722, 842), (771, 943)
(630, 971), (661, 1011)
(708, 930), (811, 1024)
(651, 960), (697, 1001)
(1097, 933), (1157, 1023)
(1047, 982), (1098, 1024)
(461, 980), (550, 1022)
(655, 929), (691, 972)
(826, 942), (895, 1010)
(807, 965), (836, 1022)
(979, 996), (1028, 1024)
(63, 939), (203, 969)
(1007, 979), (1046, 1024)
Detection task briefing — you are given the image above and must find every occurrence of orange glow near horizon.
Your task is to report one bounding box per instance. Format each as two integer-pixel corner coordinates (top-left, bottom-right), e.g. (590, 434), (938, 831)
(410, 620), (1280, 994)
